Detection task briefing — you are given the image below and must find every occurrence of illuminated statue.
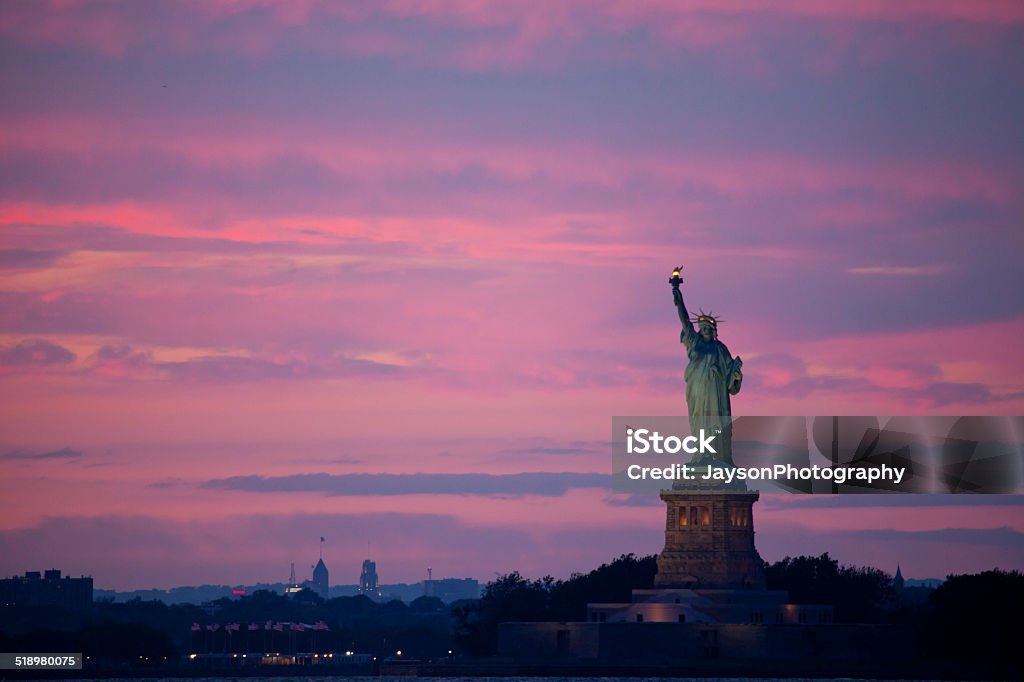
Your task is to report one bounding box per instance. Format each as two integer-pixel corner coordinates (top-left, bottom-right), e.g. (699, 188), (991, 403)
(669, 267), (743, 466)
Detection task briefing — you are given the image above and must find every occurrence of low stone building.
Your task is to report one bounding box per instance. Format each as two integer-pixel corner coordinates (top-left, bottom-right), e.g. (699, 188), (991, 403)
(498, 620), (911, 665)
(588, 587), (832, 625)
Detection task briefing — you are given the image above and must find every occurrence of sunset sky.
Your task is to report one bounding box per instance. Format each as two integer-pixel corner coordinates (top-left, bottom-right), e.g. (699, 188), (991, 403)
(1, 1), (1022, 591)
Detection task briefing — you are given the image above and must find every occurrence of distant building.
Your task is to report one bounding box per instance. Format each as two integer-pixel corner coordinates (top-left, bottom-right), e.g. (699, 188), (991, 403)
(310, 558), (329, 599)
(423, 577), (480, 603)
(358, 559), (381, 600)
(282, 555), (330, 600)
(892, 564), (905, 590)
(0, 569), (92, 609)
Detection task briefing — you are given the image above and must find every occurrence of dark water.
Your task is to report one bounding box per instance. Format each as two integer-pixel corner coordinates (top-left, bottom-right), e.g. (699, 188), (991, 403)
(47, 678), (958, 682)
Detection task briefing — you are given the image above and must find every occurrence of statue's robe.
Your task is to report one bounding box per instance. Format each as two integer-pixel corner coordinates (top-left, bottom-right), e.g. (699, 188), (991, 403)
(681, 323), (741, 465)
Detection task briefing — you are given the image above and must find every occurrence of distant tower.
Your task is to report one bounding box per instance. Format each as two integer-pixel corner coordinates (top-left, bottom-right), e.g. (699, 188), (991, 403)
(311, 536), (329, 599)
(312, 558), (329, 599)
(284, 562), (303, 594)
(425, 567), (434, 597)
(359, 558), (380, 600)
(893, 564), (905, 590)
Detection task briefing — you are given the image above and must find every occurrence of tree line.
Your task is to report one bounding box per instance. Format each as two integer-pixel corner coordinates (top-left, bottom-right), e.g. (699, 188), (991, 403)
(2, 553), (1021, 673)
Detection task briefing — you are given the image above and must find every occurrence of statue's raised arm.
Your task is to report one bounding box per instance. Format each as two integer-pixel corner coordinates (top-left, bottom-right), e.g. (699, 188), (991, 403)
(669, 265), (697, 348)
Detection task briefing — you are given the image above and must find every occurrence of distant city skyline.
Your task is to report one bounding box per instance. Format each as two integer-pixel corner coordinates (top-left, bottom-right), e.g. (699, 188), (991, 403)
(85, 556), (482, 605)
(1, 1), (1022, 590)
(0, 541), (945, 593)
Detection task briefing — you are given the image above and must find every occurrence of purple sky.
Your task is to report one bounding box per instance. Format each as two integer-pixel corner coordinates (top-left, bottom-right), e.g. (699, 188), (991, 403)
(1, 1), (1023, 590)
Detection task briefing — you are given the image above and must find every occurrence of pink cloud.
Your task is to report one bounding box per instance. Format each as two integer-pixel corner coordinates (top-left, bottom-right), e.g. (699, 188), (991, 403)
(1, 116), (1018, 235)
(1, 0), (1022, 70)
(0, 338), (76, 368)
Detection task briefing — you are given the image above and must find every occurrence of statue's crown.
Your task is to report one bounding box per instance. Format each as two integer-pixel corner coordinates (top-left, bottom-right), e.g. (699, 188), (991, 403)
(691, 309), (721, 326)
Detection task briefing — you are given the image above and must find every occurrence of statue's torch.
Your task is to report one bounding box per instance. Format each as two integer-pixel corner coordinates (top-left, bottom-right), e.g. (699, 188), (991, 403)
(669, 265), (683, 287)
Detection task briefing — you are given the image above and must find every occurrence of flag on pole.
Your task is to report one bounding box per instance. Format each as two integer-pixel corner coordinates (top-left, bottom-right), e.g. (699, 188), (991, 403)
(290, 622), (305, 632)
(191, 622), (201, 632)
(265, 620), (273, 630)
(320, 536), (325, 542)
(273, 623), (284, 632)
(249, 623), (260, 631)
(226, 623), (240, 632)
(207, 624), (220, 632)
(313, 620), (329, 631)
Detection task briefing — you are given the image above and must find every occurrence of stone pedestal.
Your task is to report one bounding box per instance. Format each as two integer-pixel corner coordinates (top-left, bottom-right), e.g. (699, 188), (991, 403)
(654, 482), (766, 589)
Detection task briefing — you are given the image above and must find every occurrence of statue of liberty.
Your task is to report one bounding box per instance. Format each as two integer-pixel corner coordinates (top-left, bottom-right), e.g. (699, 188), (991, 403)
(670, 267), (743, 466)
